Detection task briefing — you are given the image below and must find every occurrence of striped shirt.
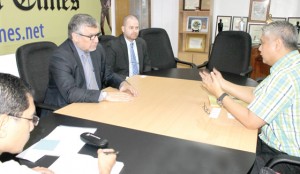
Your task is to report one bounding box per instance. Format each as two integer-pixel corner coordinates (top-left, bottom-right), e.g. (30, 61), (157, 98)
(248, 50), (300, 157)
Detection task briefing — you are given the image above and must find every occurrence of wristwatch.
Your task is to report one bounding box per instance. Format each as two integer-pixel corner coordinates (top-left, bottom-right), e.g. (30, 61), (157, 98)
(217, 93), (228, 106)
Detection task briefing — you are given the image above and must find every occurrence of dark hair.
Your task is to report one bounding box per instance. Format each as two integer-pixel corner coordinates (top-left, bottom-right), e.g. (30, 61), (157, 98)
(0, 73), (32, 117)
(68, 13), (99, 39)
(262, 21), (298, 50)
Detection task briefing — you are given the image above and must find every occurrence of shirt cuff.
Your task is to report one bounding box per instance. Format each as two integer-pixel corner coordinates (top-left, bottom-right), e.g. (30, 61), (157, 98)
(99, 91), (107, 101)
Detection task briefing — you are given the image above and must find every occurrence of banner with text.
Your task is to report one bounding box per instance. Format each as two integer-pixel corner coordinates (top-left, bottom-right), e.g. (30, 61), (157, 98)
(0, 0), (102, 55)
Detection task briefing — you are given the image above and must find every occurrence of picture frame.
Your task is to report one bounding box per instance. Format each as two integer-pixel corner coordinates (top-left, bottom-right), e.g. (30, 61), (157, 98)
(131, 0), (151, 30)
(288, 17), (300, 44)
(215, 16), (232, 36)
(185, 34), (206, 52)
(186, 16), (209, 32)
(248, 0), (271, 22)
(231, 16), (248, 32)
(200, 0), (210, 11)
(287, 17), (300, 26)
(271, 17), (286, 22)
(183, 0), (200, 11)
(248, 24), (264, 44)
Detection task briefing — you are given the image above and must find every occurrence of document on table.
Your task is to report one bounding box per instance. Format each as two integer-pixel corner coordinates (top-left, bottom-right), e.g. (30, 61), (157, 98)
(18, 125), (124, 174)
(208, 94), (248, 107)
(209, 108), (235, 119)
(208, 94), (247, 119)
(49, 154), (124, 174)
(208, 95), (219, 108)
(17, 125), (97, 162)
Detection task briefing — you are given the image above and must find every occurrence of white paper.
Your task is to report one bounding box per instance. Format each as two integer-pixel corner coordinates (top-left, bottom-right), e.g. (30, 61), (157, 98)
(18, 125), (97, 162)
(209, 108), (236, 119)
(209, 108), (221, 118)
(227, 113), (235, 119)
(49, 154), (124, 174)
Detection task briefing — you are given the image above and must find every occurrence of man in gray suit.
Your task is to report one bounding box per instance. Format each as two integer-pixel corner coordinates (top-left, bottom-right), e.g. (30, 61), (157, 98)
(106, 15), (151, 79)
(44, 14), (137, 110)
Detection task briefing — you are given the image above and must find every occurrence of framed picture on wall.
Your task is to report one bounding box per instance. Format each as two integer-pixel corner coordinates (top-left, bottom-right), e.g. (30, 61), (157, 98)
(186, 16), (209, 32)
(288, 17), (300, 44)
(183, 0), (200, 11)
(215, 16), (232, 36)
(231, 16), (248, 32)
(248, 0), (271, 22)
(130, 0), (151, 30)
(200, 0), (210, 11)
(288, 17), (300, 26)
(185, 34), (206, 52)
(248, 24), (264, 44)
(271, 17), (286, 21)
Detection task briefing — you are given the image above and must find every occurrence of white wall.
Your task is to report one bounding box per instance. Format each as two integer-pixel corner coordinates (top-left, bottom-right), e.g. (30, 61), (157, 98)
(0, 54), (19, 77)
(151, 0), (179, 57)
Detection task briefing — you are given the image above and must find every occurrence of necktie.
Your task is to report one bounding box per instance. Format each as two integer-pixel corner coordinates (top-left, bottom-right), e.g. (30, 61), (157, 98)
(82, 53), (99, 90)
(130, 42), (139, 75)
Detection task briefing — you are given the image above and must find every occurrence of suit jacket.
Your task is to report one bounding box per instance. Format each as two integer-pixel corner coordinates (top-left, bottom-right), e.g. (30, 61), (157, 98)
(44, 39), (123, 108)
(106, 34), (151, 79)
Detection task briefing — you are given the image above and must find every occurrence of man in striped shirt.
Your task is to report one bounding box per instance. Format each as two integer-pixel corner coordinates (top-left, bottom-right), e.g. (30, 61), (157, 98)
(200, 21), (300, 173)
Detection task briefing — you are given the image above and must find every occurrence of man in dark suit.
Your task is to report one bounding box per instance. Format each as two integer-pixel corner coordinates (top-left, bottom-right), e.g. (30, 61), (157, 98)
(44, 14), (137, 110)
(106, 15), (151, 79)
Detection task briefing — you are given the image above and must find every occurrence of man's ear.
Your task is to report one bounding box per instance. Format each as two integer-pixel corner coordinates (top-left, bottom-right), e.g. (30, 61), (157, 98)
(275, 38), (283, 50)
(0, 114), (9, 138)
(121, 26), (125, 33)
(71, 32), (78, 42)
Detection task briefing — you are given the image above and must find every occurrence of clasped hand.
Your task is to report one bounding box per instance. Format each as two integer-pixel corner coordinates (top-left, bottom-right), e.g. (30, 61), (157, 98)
(199, 68), (225, 98)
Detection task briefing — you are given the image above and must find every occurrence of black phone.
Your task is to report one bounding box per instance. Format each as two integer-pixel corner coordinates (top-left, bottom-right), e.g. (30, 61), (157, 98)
(80, 132), (109, 148)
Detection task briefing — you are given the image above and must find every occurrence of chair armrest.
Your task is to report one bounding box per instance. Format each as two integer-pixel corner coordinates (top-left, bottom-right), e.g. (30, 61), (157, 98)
(265, 154), (300, 168)
(35, 102), (59, 111)
(197, 61), (208, 69)
(151, 67), (159, 71)
(256, 77), (265, 83)
(175, 57), (197, 68)
(240, 66), (253, 76)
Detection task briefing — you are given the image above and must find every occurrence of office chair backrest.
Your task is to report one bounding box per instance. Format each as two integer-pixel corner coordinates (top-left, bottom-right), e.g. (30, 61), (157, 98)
(207, 31), (252, 75)
(16, 41), (57, 104)
(139, 28), (177, 69)
(98, 35), (116, 50)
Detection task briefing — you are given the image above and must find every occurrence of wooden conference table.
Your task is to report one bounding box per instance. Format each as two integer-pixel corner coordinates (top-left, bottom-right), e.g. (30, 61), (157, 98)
(29, 68), (258, 174)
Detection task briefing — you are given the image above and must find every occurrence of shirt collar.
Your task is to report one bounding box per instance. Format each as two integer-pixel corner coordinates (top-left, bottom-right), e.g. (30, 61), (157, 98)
(124, 36), (136, 46)
(270, 50), (299, 74)
(74, 44), (89, 58)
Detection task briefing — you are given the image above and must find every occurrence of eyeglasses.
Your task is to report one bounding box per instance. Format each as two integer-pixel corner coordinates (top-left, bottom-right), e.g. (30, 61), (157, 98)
(76, 32), (101, 40)
(9, 115), (40, 126)
(201, 103), (211, 114)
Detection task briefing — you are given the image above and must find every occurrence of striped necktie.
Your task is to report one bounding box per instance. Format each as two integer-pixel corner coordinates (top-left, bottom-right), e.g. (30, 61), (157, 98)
(130, 42), (139, 75)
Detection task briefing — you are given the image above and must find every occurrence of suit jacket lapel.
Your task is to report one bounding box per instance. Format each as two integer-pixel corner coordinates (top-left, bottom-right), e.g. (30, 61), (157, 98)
(68, 40), (86, 84)
(120, 35), (129, 67)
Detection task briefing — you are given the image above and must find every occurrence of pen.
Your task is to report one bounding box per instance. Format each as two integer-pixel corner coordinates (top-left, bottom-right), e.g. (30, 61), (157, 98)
(104, 151), (119, 155)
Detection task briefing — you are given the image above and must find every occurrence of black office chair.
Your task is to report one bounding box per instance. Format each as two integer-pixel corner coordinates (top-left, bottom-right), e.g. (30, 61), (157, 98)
(198, 31), (252, 76)
(16, 41), (59, 116)
(98, 35), (116, 50)
(260, 154), (300, 173)
(139, 28), (196, 70)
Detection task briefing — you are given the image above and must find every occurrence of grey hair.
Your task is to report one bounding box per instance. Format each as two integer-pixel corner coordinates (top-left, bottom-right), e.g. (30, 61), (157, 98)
(262, 21), (298, 50)
(68, 14), (99, 39)
(0, 73), (32, 117)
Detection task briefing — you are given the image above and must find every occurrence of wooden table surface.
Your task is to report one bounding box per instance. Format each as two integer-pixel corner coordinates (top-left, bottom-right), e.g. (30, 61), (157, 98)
(55, 75), (257, 153)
